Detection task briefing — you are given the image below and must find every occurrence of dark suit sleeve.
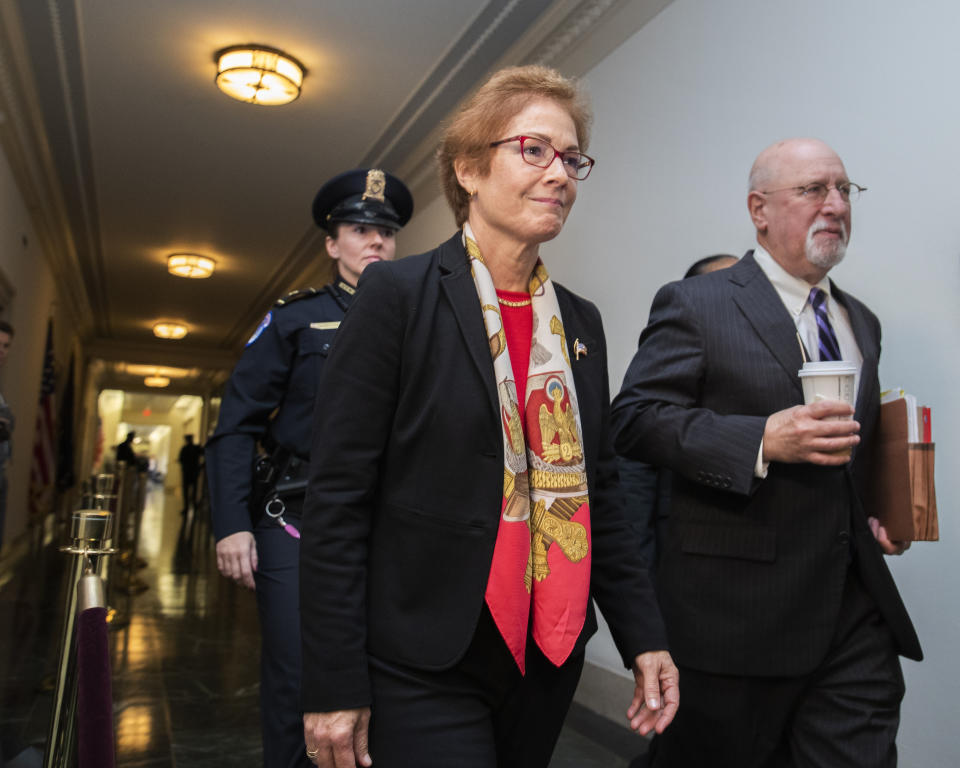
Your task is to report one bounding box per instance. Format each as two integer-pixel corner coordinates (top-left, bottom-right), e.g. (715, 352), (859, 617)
(205, 312), (295, 540)
(616, 456), (660, 568)
(578, 301), (668, 665)
(611, 281), (766, 497)
(299, 262), (403, 713)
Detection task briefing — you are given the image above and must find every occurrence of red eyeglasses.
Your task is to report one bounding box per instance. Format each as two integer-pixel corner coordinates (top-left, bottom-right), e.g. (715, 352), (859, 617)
(489, 135), (595, 180)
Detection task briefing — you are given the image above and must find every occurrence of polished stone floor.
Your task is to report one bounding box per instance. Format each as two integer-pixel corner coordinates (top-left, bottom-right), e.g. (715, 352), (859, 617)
(0, 484), (645, 767)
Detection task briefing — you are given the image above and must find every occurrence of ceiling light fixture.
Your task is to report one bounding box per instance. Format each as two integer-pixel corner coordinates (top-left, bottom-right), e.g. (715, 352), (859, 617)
(167, 253), (215, 279)
(153, 322), (188, 340)
(215, 45), (305, 106)
(144, 375), (170, 388)
(123, 364), (191, 379)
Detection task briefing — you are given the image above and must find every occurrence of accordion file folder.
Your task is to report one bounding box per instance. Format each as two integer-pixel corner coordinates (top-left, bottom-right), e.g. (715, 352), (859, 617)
(868, 397), (938, 542)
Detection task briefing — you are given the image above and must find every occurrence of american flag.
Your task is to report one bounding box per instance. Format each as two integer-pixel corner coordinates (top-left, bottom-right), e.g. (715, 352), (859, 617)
(28, 321), (55, 519)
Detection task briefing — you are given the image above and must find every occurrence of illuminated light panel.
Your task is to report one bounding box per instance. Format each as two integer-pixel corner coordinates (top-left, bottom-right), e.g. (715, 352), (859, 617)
(123, 364), (191, 379)
(215, 45), (305, 106)
(167, 253), (215, 279)
(152, 322), (188, 340)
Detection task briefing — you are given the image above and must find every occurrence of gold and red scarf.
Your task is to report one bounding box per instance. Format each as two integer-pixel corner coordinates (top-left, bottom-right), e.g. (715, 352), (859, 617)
(464, 224), (591, 671)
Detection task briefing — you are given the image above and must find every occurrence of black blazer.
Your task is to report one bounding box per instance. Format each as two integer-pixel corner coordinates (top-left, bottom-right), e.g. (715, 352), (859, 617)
(611, 251), (921, 677)
(299, 233), (666, 713)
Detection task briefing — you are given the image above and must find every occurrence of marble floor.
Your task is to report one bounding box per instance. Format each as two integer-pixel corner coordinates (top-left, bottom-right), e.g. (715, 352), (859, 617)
(0, 485), (646, 767)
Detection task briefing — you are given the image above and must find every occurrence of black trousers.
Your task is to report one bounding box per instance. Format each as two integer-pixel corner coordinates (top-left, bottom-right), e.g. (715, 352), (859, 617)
(253, 496), (312, 768)
(651, 568), (905, 768)
(367, 606), (584, 768)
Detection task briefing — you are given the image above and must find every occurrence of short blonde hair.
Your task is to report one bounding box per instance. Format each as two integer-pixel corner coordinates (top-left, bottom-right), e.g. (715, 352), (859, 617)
(438, 65), (592, 227)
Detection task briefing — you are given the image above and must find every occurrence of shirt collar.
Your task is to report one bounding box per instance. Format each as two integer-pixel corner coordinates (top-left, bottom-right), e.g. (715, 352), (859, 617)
(753, 245), (831, 318)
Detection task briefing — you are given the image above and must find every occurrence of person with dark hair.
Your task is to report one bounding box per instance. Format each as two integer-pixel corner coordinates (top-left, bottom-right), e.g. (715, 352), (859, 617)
(177, 434), (204, 514)
(613, 138), (920, 767)
(682, 253), (738, 279)
(0, 321), (14, 551)
(622, 254), (738, 768)
(300, 66), (676, 768)
(205, 168), (412, 768)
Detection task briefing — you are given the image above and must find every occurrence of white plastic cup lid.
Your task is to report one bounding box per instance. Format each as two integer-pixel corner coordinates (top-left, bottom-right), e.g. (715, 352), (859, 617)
(798, 360), (858, 377)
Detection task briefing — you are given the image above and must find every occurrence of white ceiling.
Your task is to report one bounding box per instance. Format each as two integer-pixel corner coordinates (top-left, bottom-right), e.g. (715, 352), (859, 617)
(0, 0), (671, 393)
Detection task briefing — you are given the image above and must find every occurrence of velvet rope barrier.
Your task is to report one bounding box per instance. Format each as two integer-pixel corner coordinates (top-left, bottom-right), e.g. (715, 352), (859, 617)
(76, 603), (115, 768)
(44, 510), (117, 768)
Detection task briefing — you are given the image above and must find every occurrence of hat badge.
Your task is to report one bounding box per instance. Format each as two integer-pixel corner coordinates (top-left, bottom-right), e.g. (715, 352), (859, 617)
(362, 169), (386, 203)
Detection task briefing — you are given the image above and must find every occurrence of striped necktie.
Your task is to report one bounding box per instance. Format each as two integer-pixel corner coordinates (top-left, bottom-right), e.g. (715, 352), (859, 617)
(809, 287), (841, 361)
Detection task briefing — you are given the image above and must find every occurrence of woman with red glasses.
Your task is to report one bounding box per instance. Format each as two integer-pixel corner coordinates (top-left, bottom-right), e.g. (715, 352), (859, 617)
(299, 65), (677, 768)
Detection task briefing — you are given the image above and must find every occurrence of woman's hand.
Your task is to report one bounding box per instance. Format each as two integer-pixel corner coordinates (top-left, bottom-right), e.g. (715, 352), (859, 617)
(215, 531), (258, 589)
(626, 650), (679, 735)
(303, 708), (372, 767)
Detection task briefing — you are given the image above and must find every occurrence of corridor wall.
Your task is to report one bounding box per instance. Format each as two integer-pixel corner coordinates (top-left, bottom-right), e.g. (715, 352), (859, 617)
(0, 143), (61, 552)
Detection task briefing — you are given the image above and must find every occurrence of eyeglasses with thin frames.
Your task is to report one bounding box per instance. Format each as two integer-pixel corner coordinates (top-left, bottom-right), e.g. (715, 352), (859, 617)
(489, 135), (595, 180)
(760, 182), (867, 204)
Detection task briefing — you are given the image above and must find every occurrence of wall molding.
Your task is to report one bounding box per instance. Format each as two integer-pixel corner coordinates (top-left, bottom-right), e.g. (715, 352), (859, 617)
(0, 1), (94, 336)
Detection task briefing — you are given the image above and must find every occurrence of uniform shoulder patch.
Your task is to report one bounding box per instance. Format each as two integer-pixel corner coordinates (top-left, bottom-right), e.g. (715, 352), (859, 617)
(246, 311), (272, 347)
(275, 287), (325, 307)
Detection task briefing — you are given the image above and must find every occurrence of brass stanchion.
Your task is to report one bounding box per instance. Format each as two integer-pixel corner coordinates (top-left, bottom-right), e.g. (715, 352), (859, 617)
(43, 509), (117, 768)
(112, 463), (130, 564)
(87, 474), (130, 629)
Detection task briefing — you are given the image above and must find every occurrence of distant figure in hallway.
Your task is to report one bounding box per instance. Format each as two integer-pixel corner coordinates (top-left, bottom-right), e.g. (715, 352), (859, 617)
(618, 254), (738, 577)
(177, 434), (204, 514)
(0, 321), (14, 551)
(115, 431), (136, 467)
(206, 168), (413, 768)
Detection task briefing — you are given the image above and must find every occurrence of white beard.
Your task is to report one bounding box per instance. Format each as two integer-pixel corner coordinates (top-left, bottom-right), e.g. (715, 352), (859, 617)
(805, 220), (848, 270)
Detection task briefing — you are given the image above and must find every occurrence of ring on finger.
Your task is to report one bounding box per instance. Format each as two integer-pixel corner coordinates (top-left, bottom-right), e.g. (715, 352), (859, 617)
(306, 746), (320, 758)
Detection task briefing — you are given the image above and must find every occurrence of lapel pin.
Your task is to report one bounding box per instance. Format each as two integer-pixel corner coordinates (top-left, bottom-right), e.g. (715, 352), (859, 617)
(574, 339), (588, 360)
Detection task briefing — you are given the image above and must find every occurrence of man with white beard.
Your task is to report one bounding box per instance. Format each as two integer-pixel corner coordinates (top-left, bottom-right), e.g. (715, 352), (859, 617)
(612, 138), (921, 767)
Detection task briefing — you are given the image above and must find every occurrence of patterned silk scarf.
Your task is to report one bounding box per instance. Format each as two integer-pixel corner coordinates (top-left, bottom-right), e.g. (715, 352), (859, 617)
(464, 224), (592, 672)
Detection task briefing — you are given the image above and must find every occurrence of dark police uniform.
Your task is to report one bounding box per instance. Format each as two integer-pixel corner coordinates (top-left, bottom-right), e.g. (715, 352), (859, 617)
(205, 168), (412, 768)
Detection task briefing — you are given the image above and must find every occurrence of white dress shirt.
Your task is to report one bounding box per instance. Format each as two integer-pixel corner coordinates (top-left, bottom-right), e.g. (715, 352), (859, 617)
(751, 246), (863, 477)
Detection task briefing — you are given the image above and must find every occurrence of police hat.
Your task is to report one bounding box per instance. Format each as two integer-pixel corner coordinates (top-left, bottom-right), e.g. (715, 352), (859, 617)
(312, 168), (413, 232)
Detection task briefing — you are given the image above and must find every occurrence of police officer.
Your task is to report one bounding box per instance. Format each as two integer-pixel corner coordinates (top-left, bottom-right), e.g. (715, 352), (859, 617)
(206, 169), (413, 768)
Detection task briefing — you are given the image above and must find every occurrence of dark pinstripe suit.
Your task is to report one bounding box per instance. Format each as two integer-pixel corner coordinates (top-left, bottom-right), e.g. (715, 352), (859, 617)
(612, 251), (921, 765)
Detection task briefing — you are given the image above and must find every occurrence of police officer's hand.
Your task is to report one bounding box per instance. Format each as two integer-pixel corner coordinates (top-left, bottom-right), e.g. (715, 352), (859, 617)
(216, 531), (258, 589)
(303, 708), (372, 767)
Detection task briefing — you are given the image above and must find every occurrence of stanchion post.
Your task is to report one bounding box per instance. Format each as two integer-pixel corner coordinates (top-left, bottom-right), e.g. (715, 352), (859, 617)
(43, 510), (117, 768)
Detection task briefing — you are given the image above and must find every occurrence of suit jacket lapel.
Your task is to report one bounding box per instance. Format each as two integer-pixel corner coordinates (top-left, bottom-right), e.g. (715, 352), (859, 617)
(556, 287), (587, 406)
(555, 287), (602, 472)
(730, 252), (805, 399)
(437, 234), (499, 416)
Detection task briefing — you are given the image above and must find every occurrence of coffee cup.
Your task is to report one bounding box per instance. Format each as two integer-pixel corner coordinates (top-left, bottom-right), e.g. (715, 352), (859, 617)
(797, 360), (858, 456)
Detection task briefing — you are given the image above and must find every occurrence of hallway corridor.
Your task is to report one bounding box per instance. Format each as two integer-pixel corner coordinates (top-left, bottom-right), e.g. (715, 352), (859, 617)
(0, 484), (644, 767)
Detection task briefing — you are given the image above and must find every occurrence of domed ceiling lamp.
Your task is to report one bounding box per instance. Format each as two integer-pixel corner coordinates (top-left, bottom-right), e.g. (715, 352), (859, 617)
(168, 253), (215, 279)
(215, 45), (305, 106)
(153, 322), (188, 340)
